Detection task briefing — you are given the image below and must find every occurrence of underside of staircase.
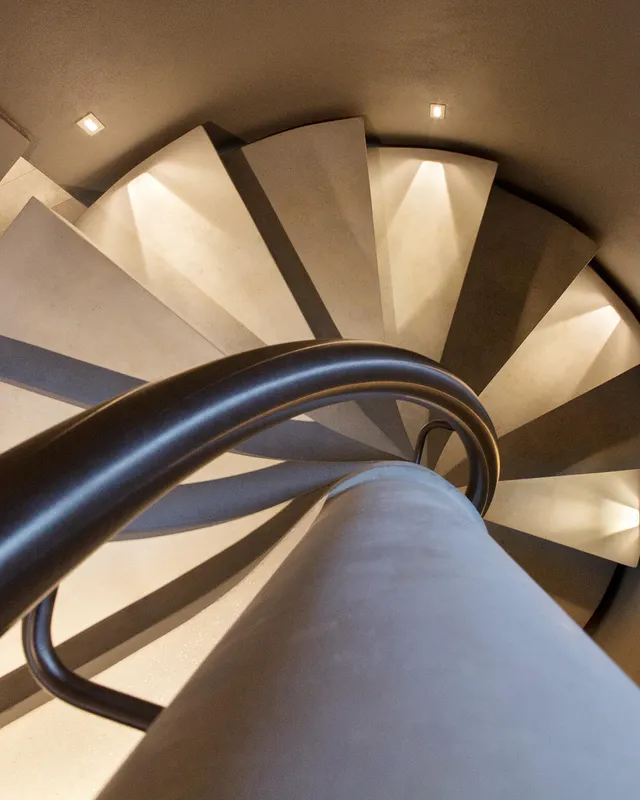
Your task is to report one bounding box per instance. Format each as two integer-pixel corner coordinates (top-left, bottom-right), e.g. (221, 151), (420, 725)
(0, 117), (639, 795)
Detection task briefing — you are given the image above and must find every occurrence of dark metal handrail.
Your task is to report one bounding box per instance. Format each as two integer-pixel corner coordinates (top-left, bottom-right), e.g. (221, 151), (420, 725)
(2, 335), (500, 731)
(5, 340), (498, 730)
(22, 589), (163, 731)
(414, 419), (454, 465)
(0, 340), (498, 637)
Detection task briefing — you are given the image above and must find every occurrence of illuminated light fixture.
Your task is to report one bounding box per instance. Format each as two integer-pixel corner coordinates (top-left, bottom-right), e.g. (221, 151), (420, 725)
(430, 103), (446, 120)
(76, 113), (104, 136)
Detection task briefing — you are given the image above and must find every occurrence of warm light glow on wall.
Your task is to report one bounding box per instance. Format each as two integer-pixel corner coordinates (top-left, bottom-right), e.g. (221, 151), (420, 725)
(430, 103), (446, 120)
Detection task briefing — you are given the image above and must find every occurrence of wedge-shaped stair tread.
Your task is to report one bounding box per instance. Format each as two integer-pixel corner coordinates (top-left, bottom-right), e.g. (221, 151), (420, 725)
(76, 126), (312, 352)
(497, 364), (640, 479)
(485, 470), (640, 565)
(368, 146), (496, 439)
(427, 187), (597, 469)
(240, 119), (383, 341)
(0, 198), (393, 459)
(441, 187), (597, 394)
(0, 199), (221, 378)
(368, 147), (496, 360)
(74, 127), (399, 455)
(438, 267), (640, 476)
(229, 121), (411, 456)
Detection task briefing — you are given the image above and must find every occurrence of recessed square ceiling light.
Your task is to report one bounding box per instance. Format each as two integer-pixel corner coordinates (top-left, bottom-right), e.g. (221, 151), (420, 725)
(429, 103), (446, 120)
(76, 113), (104, 136)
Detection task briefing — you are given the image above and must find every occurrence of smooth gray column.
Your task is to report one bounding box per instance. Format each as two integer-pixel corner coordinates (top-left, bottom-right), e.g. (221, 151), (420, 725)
(99, 468), (640, 799)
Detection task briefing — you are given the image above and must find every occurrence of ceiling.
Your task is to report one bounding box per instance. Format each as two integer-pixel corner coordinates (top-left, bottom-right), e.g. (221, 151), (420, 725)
(1, 0), (640, 302)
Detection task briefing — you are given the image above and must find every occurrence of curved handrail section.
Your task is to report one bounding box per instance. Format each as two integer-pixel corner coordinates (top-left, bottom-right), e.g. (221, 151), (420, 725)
(414, 419), (454, 465)
(22, 589), (163, 731)
(0, 340), (499, 634)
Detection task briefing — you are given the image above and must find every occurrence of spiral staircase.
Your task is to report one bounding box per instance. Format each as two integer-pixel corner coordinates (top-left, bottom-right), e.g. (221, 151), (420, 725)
(0, 117), (639, 794)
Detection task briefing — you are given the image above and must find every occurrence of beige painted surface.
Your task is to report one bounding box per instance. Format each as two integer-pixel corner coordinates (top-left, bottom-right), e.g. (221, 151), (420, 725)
(77, 127), (312, 352)
(486, 470), (640, 565)
(368, 147), (496, 438)
(0, 157), (81, 234)
(0, 199), (222, 377)
(242, 119), (384, 340)
(438, 267), (640, 475)
(0, 498), (324, 800)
